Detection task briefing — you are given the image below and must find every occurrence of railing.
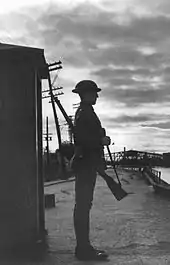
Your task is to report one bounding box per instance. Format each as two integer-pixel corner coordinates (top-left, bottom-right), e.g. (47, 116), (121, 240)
(144, 167), (162, 183)
(105, 150), (163, 166)
(151, 168), (161, 177)
(151, 168), (161, 183)
(119, 165), (142, 171)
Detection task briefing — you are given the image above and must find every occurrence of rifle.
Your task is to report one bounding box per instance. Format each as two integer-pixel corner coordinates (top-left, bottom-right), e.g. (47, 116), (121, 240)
(49, 84), (128, 201)
(99, 129), (128, 201)
(96, 166), (128, 201)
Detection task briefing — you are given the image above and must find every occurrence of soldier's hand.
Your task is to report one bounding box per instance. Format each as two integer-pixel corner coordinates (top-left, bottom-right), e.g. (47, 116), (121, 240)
(102, 136), (111, 146)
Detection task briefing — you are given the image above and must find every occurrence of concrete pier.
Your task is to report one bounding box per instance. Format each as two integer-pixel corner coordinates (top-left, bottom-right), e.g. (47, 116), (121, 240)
(2, 168), (170, 264)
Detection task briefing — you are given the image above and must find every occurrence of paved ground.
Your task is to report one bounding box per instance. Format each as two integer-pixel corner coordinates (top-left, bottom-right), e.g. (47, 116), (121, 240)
(2, 168), (170, 264)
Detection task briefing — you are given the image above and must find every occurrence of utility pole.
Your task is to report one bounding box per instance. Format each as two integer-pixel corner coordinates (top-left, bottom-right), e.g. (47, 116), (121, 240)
(46, 116), (50, 180)
(62, 115), (74, 143)
(43, 116), (52, 181)
(42, 62), (63, 151)
(47, 72), (62, 150)
(43, 61), (67, 179)
(68, 115), (74, 143)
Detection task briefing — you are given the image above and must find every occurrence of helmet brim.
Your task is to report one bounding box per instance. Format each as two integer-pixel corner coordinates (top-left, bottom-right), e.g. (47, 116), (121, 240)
(72, 87), (101, 94)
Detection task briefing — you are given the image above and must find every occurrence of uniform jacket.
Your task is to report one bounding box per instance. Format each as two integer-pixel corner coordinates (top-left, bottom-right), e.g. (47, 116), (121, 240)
(73, 102), (104, 169)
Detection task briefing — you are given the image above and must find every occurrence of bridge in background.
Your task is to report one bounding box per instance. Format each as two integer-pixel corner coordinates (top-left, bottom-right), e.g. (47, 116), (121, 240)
(105, 149), (163, 167)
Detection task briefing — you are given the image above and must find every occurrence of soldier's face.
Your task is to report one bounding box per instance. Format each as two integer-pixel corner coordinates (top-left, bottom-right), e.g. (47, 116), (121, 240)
(81, 91), (98, 105)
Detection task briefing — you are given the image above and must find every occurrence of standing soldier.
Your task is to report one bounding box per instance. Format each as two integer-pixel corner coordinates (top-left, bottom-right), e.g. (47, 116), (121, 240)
(72, 80), (111, 261)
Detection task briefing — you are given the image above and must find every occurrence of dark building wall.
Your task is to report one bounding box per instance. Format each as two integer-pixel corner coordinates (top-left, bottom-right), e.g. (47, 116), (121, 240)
(0, 47), (45, 251)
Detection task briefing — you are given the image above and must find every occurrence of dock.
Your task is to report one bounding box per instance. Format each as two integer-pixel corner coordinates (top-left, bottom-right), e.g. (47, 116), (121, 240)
(2, 167), (170, 264)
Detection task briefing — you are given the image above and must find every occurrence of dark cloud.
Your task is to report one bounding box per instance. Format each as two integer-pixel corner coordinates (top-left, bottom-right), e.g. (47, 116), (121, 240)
(103, 113), (169, 125)
(20, 3), (169, 67)
(2, 1), (170, 152)
(92, 67), (160, 79)
(126, 15), (170, 45)
(100, 85), (170, 107)
(6, 2), (170, 77)
(4, 2), (170, 64)
(38, 8), (170, 46)
(116, 115), (154, 123)
(142, 122), (170, 129)
(92, 66), (166, 89)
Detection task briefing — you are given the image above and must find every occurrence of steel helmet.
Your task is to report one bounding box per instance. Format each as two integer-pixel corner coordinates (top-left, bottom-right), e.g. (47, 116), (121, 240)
(72, 80), (101, 94)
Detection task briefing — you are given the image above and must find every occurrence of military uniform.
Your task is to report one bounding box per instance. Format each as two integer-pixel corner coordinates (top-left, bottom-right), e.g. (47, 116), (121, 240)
(73, 102), (104, 169)
(72, 80), (108, 260)
(72, 81), (108, 260)
(73, 102), (105, 255)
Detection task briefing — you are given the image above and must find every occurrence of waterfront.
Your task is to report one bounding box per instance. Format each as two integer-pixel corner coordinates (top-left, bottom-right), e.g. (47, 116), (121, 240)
(2, 167), (170, 264)
(43, 167), (170, 265)
(155, 167), (170, 184)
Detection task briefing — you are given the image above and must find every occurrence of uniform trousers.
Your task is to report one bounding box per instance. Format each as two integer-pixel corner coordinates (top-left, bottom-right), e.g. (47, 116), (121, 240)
(73, 165), (97, 249)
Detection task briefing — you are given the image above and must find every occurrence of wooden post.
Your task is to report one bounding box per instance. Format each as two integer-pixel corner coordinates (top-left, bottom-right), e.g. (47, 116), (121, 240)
(47, 73), (62, 149)
(46, 116), (50, 180)
(47, 70), (66, 179)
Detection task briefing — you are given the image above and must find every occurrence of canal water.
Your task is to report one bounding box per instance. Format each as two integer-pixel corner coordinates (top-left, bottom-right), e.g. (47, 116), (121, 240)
(155, 167), (170, 184)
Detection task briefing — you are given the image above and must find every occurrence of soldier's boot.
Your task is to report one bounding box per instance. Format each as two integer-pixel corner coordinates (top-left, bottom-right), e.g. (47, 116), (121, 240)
(75, 245), (109, 261)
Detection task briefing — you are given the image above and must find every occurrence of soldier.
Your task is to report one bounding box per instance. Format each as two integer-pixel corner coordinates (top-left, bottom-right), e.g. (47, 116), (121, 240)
(72, 80), (111, 261)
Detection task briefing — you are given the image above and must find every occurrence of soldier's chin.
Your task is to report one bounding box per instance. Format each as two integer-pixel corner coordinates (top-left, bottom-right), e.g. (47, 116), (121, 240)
(92, 100), (97, 105)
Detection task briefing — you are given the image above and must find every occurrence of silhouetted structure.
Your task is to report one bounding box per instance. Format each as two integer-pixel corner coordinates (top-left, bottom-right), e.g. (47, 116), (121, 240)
(105, 149), (163, 167)
(163, 152), (170, 167)
(0, 43), (47, 253)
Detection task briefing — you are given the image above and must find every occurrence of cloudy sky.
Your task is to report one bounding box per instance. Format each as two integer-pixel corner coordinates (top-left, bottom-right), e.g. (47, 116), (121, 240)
(1, 0), (170, 153)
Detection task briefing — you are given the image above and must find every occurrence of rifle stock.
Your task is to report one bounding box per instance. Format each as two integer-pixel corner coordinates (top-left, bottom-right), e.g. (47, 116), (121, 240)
(97, 168), (128, 201)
